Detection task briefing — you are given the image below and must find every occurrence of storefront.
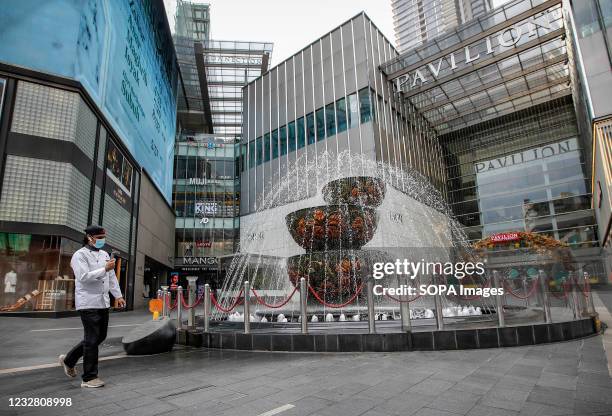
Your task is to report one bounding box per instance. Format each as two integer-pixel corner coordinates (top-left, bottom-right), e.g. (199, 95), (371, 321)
(0, 0), (178, 314)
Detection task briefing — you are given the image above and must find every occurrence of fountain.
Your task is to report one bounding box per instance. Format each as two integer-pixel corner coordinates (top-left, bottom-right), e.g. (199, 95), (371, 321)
(181, 151), (597, 352)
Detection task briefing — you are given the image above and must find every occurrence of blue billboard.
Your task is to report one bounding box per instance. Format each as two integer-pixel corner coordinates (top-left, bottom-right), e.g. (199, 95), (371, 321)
(0, 0), (178, 202)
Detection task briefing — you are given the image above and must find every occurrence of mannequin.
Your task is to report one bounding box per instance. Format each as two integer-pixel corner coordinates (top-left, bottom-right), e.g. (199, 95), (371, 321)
(4, 270), (17, 293)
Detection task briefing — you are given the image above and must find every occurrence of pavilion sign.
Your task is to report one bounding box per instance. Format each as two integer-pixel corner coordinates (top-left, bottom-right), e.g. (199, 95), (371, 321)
(396, 6), (562, 91)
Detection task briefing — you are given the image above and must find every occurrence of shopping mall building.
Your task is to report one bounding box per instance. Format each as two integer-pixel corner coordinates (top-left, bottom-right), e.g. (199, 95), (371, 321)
(240, 0), (612, 281)
(0, 0), (178, 314)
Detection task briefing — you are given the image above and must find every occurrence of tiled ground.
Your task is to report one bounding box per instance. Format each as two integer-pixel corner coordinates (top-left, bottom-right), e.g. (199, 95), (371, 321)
(1, 335), (611, 416)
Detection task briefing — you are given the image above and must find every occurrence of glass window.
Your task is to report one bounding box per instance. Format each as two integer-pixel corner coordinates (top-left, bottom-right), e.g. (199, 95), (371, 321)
(264, 133), (271, 162)
(240, 143), (246, 172)
(279, 125), (288, 156)
(359, 88), (372, 123)
(599, 0), (612, 28)
(256, 137), (263, 166)
(347, 93), (359, 129)
(550, 180), (587, 198)
(553, 195), (591, 214)
(0, 78), (6, 114)
(288, 121), (296, 152)
(547, 163), (584, 183)
(573, 0), (601, 38)
(306, 113), (315, 145)
(316, 108), (325, 141)
(271, 129), (279, 159)
(296, 117), (305, 149)
(336, 97), (347, 133)
(248, 140), (255, 169)
(0, 233), (82, 312)
(325, 103), (336, 137)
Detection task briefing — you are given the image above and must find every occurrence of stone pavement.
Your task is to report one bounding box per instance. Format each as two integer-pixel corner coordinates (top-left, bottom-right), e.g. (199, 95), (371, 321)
(0, 309), (151, 370)
(1, 335), (611, 416)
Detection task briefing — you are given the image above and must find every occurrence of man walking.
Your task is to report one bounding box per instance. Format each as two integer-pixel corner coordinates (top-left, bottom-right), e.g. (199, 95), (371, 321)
(59, 225), (126, 388)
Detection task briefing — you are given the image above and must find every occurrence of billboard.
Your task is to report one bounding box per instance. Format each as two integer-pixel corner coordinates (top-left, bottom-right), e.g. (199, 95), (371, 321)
(0, 0), (178, 203)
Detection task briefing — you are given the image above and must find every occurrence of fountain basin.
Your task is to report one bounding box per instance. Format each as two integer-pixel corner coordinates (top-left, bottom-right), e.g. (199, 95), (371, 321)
(322, 176), (386, 207)
(286, 205), (378, 250)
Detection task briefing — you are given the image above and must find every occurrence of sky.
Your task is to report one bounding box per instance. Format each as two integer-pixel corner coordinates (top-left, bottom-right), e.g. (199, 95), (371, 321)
(164, 0), (396, 67)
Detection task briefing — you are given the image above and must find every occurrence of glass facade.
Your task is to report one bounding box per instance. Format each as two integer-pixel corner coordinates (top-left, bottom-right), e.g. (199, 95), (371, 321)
(243, 88), (374, 170)
(0, 80), (140, 313)
(203, 40), (273, 139)
(172, 4), (272, 287)
(441, 96), (599, 251)
(173, 135), (240, 285)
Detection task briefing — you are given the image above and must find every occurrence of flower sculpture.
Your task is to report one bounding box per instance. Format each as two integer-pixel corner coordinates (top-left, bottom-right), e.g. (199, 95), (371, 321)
(285, 177), (386, 301)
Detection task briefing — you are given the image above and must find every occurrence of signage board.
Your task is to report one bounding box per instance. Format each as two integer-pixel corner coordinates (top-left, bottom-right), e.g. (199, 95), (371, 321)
(395, 7), (561, 92)
(490, 232), (520, 243)
(0, 0), (178, 202)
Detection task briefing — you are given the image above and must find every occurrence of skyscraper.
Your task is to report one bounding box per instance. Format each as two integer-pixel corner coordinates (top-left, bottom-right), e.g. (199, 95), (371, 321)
(392, 0), (494, 53)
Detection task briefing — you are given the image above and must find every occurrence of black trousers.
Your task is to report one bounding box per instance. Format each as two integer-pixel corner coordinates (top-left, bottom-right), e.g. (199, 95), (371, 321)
(65, 308), (109, 381)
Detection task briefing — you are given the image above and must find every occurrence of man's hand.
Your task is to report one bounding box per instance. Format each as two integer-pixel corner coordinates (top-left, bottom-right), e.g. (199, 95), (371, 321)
(105, 259), (116, 271)
(116, 297), (126, 308)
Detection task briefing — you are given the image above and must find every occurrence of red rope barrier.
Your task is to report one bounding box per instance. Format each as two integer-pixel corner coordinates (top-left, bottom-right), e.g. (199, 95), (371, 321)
(210, 288), (244, 313)
(573, 275), (591, 298)
(503, 279), (538, 300)
(384, 292), (422, 303)
(165, 294), (178, 310)
(180, 291), (205, 309)
(251, 286), (298, 309)
(308, 284), (363, 308)
(548, 279), (569, 300)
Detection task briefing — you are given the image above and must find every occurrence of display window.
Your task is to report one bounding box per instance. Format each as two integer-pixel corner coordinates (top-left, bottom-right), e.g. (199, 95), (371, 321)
(0, 234), (82, 313)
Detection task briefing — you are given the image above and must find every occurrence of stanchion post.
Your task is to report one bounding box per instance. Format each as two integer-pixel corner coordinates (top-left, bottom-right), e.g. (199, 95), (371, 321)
(398, 276), (411, 332)
(568, 272), (579, 319)
(186, 276), (197, 329)
(300, 278), (308, 334)
(522, 276), (529, 307)
(203, 284), (210, 333)
(176, 286), (183, 330)
(538, 270), (552, 323)
(433, 275), (444, 331)
(244, 281), (250, 334)
(584, 271), (596, 315)
(161, 286), (168, 318)
(493, 270), (505, 327)
(367, 279), (376, 334)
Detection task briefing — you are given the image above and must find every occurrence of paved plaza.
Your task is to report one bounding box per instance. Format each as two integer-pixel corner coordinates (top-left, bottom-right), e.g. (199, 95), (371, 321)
(1, 293), (612, 415)
(0, 330), (611, 415)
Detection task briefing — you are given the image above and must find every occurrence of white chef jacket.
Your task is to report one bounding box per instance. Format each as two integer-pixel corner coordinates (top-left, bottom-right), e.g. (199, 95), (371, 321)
(71, 246), (123, 310)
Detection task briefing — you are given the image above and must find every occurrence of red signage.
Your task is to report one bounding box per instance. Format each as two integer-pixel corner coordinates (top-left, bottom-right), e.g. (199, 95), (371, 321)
(490, 232), (520, 243)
